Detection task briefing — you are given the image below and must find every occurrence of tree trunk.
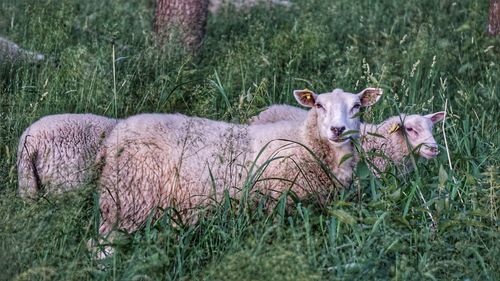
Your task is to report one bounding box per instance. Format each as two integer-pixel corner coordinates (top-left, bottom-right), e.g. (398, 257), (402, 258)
(489, 0), (500, 35)
(154, 0), (209, 51)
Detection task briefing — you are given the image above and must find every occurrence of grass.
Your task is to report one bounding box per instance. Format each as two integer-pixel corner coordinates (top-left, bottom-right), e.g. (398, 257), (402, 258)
(0, 0), (498, 280)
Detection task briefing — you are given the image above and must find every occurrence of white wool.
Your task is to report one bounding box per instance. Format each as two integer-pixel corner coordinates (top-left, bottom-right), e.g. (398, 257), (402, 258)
(17, 114), (117, 198)
(250, 104), (306, 125)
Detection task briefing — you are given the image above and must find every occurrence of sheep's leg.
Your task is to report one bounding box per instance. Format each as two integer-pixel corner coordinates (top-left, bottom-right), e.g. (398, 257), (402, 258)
(87, 229), (116, 261)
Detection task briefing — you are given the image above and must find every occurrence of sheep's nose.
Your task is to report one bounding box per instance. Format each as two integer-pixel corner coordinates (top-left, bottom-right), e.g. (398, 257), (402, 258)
(425, 144), (439, 154)
(429, 146), (439, 154)
(330, 126), (346, 137)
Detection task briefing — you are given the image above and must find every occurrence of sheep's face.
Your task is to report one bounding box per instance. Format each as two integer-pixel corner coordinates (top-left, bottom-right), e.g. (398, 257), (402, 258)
(294, 88), (383, 146)
(400, 112), (445, 159)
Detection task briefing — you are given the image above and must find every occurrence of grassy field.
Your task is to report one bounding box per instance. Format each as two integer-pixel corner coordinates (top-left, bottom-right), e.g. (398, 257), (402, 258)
(0, 0), (498, 280)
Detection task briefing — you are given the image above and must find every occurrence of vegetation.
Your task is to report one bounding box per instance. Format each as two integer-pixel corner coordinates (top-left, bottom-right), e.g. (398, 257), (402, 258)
(0, 0), (498, 280)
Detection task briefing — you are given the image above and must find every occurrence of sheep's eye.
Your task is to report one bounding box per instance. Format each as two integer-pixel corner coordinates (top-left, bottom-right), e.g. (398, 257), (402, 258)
(315, 103), (324, 109)
(406, 127), (418, 135)
(352, 103), (361, 110)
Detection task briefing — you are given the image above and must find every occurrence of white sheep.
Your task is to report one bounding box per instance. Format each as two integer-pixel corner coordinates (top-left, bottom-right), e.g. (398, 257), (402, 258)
(209, 0), (292, 14)
(249, 104), (445, 174)
(17, 114), (118, 199)
(96, 87), (383, 240)
(0, 37), (44, 63)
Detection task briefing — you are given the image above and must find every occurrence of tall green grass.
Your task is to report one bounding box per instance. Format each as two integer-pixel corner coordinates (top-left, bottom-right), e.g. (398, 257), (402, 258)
(0, 0), (498, 280)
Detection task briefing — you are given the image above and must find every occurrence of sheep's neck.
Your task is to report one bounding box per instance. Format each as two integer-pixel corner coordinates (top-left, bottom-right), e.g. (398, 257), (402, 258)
(365, 120), (411, 163)
(301, 109), (354, 186)
(386, 122), (411, 163)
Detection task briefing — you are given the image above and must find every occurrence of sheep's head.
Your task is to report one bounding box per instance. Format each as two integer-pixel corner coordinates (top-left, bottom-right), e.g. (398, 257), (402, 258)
(395, 112), (446, 159)
(294, 87), (383, 146)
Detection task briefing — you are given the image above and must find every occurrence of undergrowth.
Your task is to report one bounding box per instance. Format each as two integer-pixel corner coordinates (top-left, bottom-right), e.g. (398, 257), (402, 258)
(0, 0), (498, 280)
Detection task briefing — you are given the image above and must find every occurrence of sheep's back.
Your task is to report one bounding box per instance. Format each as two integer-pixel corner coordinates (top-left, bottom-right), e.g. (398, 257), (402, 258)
(98, 113), (251, 233)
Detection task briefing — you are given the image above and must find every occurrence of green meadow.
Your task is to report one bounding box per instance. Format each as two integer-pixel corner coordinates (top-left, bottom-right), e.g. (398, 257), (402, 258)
(0, 0), (498, 280)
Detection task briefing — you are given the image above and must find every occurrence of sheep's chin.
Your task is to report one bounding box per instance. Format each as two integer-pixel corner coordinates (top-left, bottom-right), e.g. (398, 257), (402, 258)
(328, 138), (350, 146)
(419, 150), (438, 159)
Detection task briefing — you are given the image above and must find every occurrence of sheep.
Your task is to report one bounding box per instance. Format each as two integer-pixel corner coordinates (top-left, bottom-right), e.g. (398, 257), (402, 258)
(0, 37), (44, 63)
(209, 0), (292, 14)
(17, 114), (118, 199)
(249, 104), (445, 174)
(359, 112), (445, 175)
(96, 87), (383, 242)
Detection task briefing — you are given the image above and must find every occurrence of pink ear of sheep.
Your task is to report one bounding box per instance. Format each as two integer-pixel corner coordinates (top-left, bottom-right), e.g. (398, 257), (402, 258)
(293, 89), (318, 107)
(425, 111), (446, 124)
(357, 88), (383, 107)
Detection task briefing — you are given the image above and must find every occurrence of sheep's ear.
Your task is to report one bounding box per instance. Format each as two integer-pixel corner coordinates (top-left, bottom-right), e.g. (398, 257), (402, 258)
(294, 89), (317, 108)
(358, 88), (383, 107)
(388, 123), (403, 135)
(425, 111), (446, 124)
